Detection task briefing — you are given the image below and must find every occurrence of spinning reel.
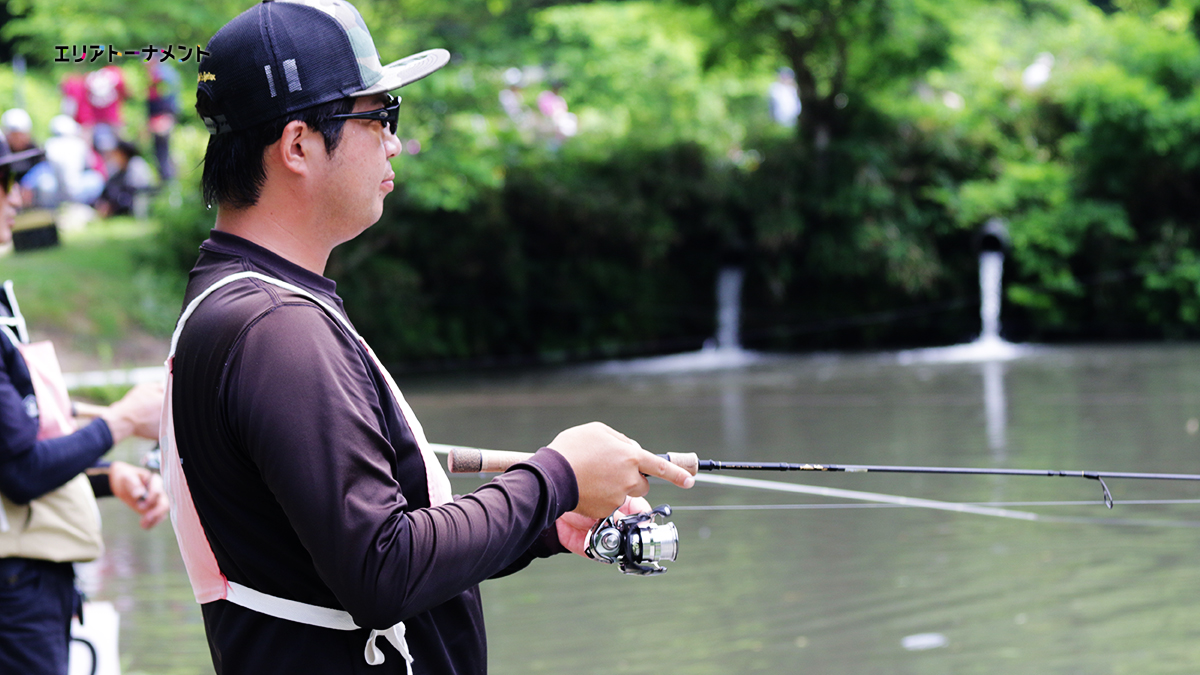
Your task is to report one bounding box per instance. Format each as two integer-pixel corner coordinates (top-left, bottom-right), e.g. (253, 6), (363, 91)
(584, 504), (678, 576)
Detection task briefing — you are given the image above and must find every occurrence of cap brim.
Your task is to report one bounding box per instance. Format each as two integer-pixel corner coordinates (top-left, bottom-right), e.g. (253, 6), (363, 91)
(350, 48), (451, 97)
(0, 147), (43, 169)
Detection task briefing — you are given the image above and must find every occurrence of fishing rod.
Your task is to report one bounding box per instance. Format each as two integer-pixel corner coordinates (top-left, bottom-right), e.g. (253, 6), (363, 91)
(437, 445), (1200, 509)
(431, 444), (1200, 575)
(689, 462), (1200, 509)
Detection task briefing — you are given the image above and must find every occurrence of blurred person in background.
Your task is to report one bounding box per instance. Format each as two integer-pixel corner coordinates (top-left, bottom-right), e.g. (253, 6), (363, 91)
(23, 115), (106, 207)
(95, 139), (155, 218)
(0, 135), (169, 675)
(61, 64), (128, 147)
(769, 66), (802, 127)
(60, 73), (91, 130)
(536, 81), (577, 147)
(1, 109), (41, 180)
(86, 66), (127, 133)
(499, 67), (530, 126)
(146, 60), (180, 182)
(2, 109), (43, 209)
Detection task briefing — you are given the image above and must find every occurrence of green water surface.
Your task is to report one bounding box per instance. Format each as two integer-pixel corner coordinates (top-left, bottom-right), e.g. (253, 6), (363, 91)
(95, 346), (1200, 674)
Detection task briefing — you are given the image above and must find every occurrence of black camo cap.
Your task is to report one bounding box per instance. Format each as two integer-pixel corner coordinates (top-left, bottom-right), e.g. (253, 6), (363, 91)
(197, 0), (449, 135)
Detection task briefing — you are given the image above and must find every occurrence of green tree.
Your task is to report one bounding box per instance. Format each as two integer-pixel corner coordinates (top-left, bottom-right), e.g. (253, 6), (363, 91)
(3, 0), (244, 65)
(694, 0), (954, 148)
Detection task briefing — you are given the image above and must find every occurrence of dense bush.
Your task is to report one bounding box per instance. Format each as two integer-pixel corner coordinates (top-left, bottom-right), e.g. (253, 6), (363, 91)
(329, 143), (730, 364)
(329, 130), (988, 365)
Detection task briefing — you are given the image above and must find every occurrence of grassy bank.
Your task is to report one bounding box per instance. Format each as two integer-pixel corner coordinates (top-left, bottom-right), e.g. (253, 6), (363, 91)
(1, 215), (185, 371)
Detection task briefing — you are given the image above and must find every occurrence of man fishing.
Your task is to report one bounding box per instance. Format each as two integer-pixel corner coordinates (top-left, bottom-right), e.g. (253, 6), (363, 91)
(164, 2), (694, 673)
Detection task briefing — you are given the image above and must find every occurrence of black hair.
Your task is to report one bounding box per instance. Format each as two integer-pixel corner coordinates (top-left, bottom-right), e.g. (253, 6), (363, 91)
(197, 93), (355, 209)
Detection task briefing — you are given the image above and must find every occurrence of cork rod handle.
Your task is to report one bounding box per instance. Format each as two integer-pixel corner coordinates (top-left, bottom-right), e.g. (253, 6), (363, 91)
(446, 446), (700, 476)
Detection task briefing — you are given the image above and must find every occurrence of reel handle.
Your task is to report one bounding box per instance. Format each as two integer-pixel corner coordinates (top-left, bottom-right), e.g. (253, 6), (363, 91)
(446, 447), (700, 476)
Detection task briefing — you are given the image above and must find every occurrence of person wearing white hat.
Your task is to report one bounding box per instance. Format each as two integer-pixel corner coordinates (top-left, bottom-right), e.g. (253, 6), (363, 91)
(31, 115), (105, 207)
(1, 109), (40, 180)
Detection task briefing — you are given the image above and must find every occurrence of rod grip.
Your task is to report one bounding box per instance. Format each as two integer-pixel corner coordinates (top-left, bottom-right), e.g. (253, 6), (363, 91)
(446, 447), (700, 476)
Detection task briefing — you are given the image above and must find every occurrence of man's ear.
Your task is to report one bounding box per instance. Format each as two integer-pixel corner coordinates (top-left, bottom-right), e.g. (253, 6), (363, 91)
(273, 120), (322, 177)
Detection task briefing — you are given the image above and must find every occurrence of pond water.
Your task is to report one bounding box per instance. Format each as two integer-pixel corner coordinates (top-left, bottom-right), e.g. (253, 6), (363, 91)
(92, 345), (1200, 674)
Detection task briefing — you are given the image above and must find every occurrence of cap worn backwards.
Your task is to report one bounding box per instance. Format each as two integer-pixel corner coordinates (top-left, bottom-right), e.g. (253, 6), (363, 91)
(197, 0), (449, 135)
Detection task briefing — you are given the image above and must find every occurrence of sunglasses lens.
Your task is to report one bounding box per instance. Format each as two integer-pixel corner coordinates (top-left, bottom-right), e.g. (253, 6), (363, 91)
(0, 171), (13, 193)
(333, 97), (400, 134)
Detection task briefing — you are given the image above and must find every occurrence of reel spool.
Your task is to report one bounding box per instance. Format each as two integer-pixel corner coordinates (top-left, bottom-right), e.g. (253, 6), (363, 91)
(584, 504), (678, 576)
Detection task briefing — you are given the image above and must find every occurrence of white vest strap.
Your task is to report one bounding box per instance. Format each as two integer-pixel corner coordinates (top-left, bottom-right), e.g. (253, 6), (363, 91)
(163, 270), (448, 670)
(225, 580), (359, 630)
(169, 271), (451, 506)
(225, 581), (413, 674)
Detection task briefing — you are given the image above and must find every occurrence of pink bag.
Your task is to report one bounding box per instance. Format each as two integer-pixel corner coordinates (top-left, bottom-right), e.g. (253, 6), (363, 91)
(16, 340), (76, 440)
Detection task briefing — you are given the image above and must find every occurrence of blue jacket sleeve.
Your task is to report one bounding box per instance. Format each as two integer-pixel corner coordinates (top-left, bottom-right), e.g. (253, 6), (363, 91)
(0, 344), (113, 504)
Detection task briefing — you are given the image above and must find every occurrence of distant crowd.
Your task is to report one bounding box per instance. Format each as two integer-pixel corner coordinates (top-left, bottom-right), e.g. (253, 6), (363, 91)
(2, 60), (180, 219)
(496, 65), (803, 152)
(5, 60), (802, 220)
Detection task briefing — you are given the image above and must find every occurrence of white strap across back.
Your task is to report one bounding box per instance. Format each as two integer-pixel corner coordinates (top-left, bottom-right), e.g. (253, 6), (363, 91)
(162, 271), (454, 671)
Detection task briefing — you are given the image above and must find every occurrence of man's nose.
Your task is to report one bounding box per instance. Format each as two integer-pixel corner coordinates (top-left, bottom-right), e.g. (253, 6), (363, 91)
(384, 131), (402, 159)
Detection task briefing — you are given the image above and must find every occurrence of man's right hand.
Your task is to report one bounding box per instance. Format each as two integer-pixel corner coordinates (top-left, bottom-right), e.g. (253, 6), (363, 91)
(548, 421), (694, 519)
(101, 382), (165, 444)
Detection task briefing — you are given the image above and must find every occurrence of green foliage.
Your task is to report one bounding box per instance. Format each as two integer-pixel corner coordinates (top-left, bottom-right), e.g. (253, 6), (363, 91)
(694, 0), (956, 147)
(331, 143), (731, 363)
(2, 219), (181, 364)
(927, 0), (1200, 339)
(123, 0), (1200, 362)
(0, 64), (64, 137)
(144, 176), (212, 275)
(4, 0), (243, 66)
(530, 3), (765, 150)
(71, 383), (133, 405)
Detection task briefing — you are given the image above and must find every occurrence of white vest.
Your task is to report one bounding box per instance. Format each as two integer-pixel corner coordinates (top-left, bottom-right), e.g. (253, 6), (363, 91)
(162, 271), (452, 672)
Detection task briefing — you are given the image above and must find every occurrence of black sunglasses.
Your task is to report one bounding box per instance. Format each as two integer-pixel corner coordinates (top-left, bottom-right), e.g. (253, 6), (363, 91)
(0, 168), (14, 194)
(330, 95), (401, 135)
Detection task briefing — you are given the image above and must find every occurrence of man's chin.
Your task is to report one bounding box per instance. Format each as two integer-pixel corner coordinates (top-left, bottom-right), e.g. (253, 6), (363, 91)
(368, 201), (386, 227)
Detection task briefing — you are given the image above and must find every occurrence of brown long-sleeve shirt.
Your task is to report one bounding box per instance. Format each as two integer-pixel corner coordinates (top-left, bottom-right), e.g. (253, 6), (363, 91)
(172, 230), (578, 674)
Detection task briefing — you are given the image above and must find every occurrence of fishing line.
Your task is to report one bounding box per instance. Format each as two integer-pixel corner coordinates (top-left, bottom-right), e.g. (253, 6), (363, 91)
(1036, 514), (1200, 528)
(691, 474), (1041, 521)
(671, 499), (1200, 526)
(689, 475), (1200, 527)
(670, 502), (1200, 528)
(437, 444), (1200, 527)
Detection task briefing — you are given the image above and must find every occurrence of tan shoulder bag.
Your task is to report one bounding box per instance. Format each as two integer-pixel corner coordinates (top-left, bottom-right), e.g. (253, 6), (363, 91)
(0, 296), (104, 562)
